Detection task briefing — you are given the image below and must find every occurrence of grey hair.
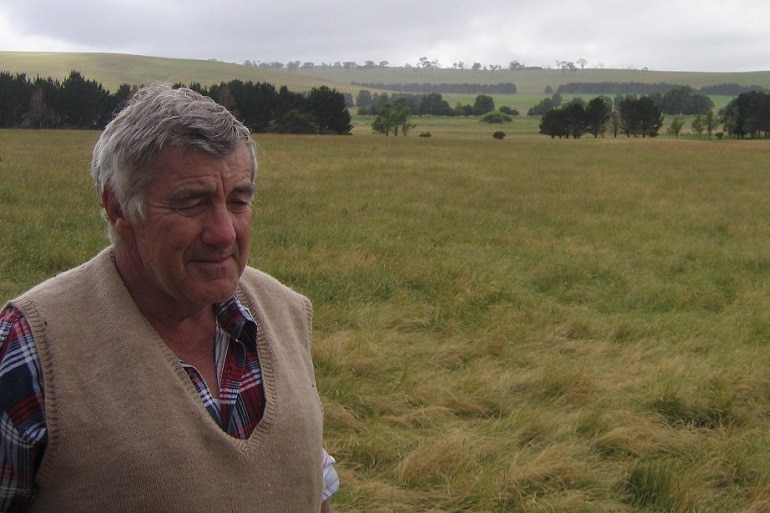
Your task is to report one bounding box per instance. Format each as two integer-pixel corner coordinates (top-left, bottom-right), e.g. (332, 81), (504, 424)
(90, 84), (257, 244)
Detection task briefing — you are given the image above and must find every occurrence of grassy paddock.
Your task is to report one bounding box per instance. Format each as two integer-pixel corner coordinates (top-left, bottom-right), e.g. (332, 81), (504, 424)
(3, 130), (770, 512)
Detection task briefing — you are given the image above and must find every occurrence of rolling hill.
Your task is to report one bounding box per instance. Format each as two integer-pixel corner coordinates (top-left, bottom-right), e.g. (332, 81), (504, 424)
(2, 51), (770, 98)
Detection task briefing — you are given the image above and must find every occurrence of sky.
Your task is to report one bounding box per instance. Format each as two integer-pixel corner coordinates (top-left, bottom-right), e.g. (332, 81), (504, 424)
(1, 0), (769, 73)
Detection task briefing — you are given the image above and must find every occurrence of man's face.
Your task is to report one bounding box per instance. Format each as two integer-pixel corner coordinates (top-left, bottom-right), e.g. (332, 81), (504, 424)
(118, 144), (255, 315)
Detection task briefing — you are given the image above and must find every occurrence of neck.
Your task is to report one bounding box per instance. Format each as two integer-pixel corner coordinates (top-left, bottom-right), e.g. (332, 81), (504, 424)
(112, 246), (218, 353)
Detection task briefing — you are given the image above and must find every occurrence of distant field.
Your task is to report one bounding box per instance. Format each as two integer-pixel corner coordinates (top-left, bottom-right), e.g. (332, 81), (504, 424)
(4, 128), (770, 512)
(2, 51), (770, 100)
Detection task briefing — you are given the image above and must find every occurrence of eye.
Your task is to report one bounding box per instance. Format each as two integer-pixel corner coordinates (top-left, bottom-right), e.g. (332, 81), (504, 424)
(228, 197), (252, 213)
(170, 196), (208, 216)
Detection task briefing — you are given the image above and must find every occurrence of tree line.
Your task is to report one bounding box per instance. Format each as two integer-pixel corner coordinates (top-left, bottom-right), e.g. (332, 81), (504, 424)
(556, 82), (767, 96)
(538, 95), (663, 139)
(0, 70), (352, 134)
(531, 86), (715, 117)
(352, 82), (517, 95)
(536, 90), (770, 139)
(356, 90), (516, 118)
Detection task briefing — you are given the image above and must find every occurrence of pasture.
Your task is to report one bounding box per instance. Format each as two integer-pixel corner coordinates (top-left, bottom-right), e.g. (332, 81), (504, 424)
(3, 128), (770, 512)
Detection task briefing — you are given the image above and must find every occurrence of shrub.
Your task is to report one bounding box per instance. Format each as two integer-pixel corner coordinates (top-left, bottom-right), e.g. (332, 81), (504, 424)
(480, 111), (512, 124)
(499, 106), (519, 116)
(492, 131), (505, 139)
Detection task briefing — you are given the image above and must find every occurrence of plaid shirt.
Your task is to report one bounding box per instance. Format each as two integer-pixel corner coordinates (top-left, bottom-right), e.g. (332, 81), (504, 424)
(0, 296), (335, 511)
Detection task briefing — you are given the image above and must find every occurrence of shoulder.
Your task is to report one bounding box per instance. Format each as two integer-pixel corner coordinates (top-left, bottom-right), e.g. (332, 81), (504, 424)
(239, 267), (310, 306)
(12, 248), (115, 306)
(236, 267), (313, 328)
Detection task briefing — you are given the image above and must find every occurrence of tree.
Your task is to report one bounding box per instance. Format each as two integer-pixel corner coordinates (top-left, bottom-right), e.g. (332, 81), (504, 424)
(539, 109), (569, 138)
(59, 71), (110, 128)
(473, 94), (495, 115)
(356, 90), (373, 108)
(528, 93), (562, 116)
(563, 102), (588, 138)
(660, 85), (714, 115)
(704, 111), (719, 139)
(306, 86), (352, 134)
(418, 93), (453, 116)
(720, 91), (770, 138)
(620, 96), (664, 137)
(609, 110), (621, 138)
(586, 96), (612, 138)
(667, 117), (685, 138)
(691, 115), (705, 138)
(372, 103), (413, 136)
(0, 72), (33, 127)
(274, 109), (318, 134)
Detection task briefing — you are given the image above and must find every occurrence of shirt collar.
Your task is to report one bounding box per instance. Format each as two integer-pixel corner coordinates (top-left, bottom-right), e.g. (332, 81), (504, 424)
(214, 295), (258, 350)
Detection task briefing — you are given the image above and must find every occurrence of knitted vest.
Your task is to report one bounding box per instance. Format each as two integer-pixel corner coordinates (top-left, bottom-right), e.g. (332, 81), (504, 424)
(10, 248), (323, 513)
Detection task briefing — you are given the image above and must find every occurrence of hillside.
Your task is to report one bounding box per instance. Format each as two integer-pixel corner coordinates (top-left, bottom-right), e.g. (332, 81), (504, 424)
(0, 51), (354, 94)
(2, 51), (770, 97)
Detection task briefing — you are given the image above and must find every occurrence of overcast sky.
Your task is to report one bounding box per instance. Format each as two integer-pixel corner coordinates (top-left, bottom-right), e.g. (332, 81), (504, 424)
(1, 0), (768, 72)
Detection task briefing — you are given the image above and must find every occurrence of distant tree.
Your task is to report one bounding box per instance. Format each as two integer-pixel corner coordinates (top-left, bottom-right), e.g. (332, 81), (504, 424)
(667, 117), (685, 138)
(418, 93), (453, 116)
(720, 91), (770, 138)
(660, 85), (714, 115)
(691, 115), (705, 138)
(620, 96), (664, 137)
(274, 109), (318, 134)
(704, 110), (719, 139)
(539, 108), (569, 138)
(306, 86), (352, 134)
(0, 72), (33, 127)
(563, 102), (588, 138)
(473, 94), (495, 115)
(586, 96), (612, 137)
(59, 71), (110, 128)
(372, 103), (409, 136)
(356, 89), (374, 108)
(609, 110), (621, 138)
(371, 107), (395, 136)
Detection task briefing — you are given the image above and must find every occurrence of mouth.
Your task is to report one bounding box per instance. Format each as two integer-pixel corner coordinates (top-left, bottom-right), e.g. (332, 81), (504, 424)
(190, 253), (236, 271)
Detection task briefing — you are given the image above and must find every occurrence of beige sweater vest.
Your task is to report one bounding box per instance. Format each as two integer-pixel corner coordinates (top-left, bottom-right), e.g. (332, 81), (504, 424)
(11, 248), (323, 513)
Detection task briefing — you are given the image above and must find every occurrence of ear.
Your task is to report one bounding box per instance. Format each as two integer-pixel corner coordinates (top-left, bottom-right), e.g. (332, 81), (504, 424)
(101, 188), (133, 237)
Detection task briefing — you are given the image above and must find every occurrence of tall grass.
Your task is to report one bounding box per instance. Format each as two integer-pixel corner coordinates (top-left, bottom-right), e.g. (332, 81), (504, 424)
(3, 128), (770, 512)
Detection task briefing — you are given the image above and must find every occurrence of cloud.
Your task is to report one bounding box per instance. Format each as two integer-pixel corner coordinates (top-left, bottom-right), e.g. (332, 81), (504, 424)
(1, 0), (769, 71)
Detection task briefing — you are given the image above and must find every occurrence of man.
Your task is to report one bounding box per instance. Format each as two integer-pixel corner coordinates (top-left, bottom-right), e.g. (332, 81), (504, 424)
(0, 84), (338, 512)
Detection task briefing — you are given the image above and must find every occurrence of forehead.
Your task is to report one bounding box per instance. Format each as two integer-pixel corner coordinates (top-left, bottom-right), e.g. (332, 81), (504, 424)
(151, 144), (254, 186)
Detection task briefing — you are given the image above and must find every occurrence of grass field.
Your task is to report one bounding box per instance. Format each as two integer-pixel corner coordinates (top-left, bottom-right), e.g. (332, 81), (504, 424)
(3, 127), (770, 512)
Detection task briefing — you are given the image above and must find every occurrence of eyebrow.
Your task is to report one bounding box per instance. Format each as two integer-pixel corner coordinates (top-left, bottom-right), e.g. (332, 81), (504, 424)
(233, 184), (257, 198)
(168, 183), (256, 205)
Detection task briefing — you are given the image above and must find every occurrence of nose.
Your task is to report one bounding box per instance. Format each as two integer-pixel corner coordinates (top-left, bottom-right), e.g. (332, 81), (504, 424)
(201, 202), (237, 248)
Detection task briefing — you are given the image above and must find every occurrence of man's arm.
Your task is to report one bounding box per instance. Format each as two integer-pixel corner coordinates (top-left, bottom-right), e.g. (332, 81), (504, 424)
(0, 306), (48, 511)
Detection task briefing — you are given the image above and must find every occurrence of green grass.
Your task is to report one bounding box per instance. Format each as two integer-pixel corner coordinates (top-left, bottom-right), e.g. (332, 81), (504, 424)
(4, 127), (770, 512)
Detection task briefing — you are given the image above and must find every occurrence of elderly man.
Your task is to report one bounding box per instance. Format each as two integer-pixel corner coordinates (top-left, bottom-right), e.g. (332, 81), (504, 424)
(0, 84), (338, 512)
